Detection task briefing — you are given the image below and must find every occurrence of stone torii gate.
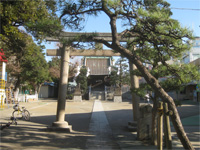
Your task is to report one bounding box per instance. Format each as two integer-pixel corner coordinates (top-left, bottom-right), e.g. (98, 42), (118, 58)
(46, 32), (139, 131)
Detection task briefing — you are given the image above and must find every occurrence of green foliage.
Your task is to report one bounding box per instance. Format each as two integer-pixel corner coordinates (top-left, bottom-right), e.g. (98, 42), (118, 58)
(132, 61), (200, 100)
(48, 57), (61, 82)
(110, 68), (119, 87)
(124, 0), (198, 100)
(0, 0), (62, 92)
(6, 33), (50, 92)
(21, 42), (50, 85)
(110, 57), (130, 87)
(49, 57), (61, 68)
(66, 93), (74, 100)
(48, 57), (77, 83)
(132, 4), (193, 64)
(174, 99), (182, 107)
(76, 67), (88, 94)
(131, 82), (151, 98)
(58, 0), (199, 99)
(0, 0), (62, 53)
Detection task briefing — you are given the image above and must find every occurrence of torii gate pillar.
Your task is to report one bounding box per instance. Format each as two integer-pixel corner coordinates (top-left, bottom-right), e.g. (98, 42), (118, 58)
(129, 61), (140, 122)
(50, 46), (72, 131)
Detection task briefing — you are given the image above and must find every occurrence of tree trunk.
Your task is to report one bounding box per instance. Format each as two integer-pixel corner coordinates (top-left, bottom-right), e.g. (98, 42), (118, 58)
(13, 88), (19, 101)
(111, 44), (194, 150)
(14, 76), (21, 92)
(34, 85), (38, 94)
(36, 84), (42, 94)
(12, 76), (21, 101)
(131, 54), (194, 150)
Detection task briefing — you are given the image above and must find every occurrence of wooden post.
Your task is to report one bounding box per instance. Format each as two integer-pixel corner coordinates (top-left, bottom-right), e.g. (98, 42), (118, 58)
(157, 101), (163, 150)
(163, 102), (172, 149)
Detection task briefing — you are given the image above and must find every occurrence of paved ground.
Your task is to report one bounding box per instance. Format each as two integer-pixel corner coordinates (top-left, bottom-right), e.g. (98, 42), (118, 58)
(0, 99), (199, 150)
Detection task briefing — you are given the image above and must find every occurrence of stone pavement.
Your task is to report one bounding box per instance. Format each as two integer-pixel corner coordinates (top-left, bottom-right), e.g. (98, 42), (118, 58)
(86, 100), (120, 149)
(0, 99), (199, 150)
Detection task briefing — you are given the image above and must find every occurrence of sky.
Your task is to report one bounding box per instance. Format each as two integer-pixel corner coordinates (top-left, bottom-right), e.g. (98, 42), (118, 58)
(44, 0), (200, 63)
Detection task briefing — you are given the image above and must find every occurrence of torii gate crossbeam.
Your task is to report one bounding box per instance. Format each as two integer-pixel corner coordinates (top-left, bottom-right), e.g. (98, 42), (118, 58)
(45, 32), (133, 42)
(46, 49), (121, 56)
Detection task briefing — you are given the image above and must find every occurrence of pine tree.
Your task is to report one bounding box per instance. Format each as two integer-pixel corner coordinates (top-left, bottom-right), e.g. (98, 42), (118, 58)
(110, 57), (130, 87)
(76, 67), (88, 96)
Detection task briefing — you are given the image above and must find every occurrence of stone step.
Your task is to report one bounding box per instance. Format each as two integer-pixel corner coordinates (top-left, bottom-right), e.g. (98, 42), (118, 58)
(91, 91), (104, 93)
(90, 95), (105, 100)
(90, 91), (105, 100)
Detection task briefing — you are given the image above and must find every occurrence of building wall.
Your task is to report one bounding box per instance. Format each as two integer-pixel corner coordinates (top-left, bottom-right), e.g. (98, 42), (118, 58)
(48, 86), (55, 98)
(182, 37), (200, 64)
(177, 38), (200, 101)
(39, 85), (49, 98)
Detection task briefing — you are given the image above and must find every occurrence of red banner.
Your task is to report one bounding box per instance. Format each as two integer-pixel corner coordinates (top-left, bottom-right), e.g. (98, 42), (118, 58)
(0, 49), (8, 62)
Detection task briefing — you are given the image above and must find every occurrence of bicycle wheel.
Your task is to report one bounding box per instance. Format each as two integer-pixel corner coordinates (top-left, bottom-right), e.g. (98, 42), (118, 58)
(23, 110), (30, 121)
(12, 110), (22, 119)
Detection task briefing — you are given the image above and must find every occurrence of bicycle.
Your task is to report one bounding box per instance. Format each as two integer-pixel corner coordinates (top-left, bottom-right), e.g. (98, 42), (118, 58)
(12, 103), (30, 121)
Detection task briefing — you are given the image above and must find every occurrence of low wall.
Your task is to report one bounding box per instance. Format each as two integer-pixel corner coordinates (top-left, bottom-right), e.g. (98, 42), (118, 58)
(18, 94), (38, 102)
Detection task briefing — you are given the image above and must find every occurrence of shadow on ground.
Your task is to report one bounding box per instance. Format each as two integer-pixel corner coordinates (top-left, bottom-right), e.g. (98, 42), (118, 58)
(0, 108), (157, 150)
(1, 100), (199, 150)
